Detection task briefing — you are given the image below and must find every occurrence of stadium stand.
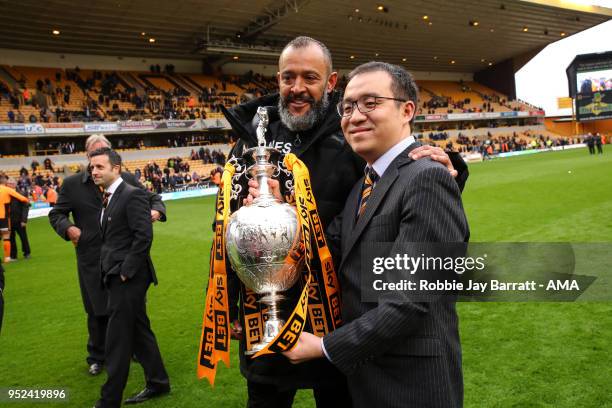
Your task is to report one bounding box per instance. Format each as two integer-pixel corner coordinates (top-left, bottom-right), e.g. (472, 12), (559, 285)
(0, 64), (603, 193)
(2, 64), (540, 123)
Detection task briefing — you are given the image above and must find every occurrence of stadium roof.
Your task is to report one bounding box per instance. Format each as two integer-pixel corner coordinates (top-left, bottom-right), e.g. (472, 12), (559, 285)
(0, 0), (610, 73)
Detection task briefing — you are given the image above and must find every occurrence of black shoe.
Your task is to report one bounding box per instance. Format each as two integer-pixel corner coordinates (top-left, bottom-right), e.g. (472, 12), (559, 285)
(88, 363), (103, 376)
(124, 387), (170, 404)
(24, 254), (31, 259)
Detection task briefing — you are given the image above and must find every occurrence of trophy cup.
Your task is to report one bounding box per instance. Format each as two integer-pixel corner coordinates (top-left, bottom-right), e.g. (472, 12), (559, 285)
(225, 107), (303, 355)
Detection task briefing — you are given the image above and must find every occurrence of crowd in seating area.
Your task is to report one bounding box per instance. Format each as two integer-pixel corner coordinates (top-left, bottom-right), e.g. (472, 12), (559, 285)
(416, 80), (541, 115)
(4, 133), (232, 159)
(0, 65), (278, 124)
(1, 160), (62, 206)
(122, 148), (226, 194)
(2, 64), (542, 125)
(419, 130), (587, 159)
(1, 146), (228, 204)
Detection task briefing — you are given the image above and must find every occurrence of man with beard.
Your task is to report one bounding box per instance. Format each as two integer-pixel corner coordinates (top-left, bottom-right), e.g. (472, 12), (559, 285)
(219, 36), (468, 408)
(49, 134), (166, 378)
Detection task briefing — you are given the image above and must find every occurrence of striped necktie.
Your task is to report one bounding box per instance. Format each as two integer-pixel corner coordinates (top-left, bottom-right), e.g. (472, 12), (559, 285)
(358, 167), (379, 218)
(102, 192), (111, 209)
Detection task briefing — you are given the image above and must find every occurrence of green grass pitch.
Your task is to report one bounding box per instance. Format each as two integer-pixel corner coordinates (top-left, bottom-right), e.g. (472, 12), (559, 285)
(0, 147), (611, 407)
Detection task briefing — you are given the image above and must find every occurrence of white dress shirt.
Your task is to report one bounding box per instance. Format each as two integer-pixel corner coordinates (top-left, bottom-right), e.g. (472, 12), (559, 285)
(370, 134), (416, 180)
(100, 177), (123, 224)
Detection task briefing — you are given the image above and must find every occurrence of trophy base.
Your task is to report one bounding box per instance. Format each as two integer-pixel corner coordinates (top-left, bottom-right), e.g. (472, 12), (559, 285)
(245, 311), (285, 356)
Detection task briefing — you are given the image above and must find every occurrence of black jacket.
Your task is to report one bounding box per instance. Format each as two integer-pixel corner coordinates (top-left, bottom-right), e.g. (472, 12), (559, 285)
(100, 182), (157, 285)
(222, 92), (469, 389)
(9, 192), (30, 225)
(48, 169), (165, 316)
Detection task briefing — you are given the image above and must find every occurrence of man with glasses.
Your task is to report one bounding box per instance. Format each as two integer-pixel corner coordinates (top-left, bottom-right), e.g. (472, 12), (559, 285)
(283, 61), (468, 408)
(49, 134), (166, 379)
(221, 37), (468, 408)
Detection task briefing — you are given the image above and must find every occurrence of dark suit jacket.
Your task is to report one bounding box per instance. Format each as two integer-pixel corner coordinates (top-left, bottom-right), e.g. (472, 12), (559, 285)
(100, 181), (157, 285)
(323, 143), (470, 408)
(49, 170), (165, 315)
(9, 192), (30, 225)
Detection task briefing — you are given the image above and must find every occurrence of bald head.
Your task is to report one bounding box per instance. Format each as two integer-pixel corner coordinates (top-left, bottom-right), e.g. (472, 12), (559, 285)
(279, 36), (333, 76)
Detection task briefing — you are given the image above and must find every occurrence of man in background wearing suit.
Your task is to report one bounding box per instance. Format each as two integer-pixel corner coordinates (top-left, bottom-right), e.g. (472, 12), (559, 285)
(284, 62), (470, 407)
(90, 148), (170, 408)
(49, 134), (166, 376)
(7, 178), (31, 260)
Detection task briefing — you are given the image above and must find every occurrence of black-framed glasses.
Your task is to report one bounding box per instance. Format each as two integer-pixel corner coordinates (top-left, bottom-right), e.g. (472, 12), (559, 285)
(337, 95), (408, 117)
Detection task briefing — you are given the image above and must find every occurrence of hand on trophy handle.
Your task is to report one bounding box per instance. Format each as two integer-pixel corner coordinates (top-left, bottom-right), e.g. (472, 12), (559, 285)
(243, 178), (284, 206)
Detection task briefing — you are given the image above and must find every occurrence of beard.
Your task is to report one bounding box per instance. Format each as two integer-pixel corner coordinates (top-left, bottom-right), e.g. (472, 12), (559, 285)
(278, 88), (330, 132)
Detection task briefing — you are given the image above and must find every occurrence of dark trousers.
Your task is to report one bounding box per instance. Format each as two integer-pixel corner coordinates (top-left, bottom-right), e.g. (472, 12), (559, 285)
(78, 264), (108, 366)
(247, 380), (352, 408)
(100, 273), (169, 408)
(87, 314), (108, 365)
(597, 144), (603, 154)
(9, 224), (30, 258)
(588, 145), (595, 154)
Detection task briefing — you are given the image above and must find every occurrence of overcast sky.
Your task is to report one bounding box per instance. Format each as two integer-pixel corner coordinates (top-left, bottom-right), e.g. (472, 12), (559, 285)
(515, 18), (612, 117)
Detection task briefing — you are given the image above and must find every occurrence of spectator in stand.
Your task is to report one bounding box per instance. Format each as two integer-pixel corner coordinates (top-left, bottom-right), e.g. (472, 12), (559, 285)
(210, 166), (223, 186)
(16, 111), (25, 123)
(168, 172), (177, 191)
(44, 158), (53, 171)
(28, 113), (37, 123)
(40, 108), (50, 123)
(161, 173), (169, 190)
(23, 88), (31, 105)
(44, 186), (58, 207)
(7, 110), (15, 123)
(0, 81), (10, 101)
(45, 78), (53, 95)
(33, 173), (44, 188)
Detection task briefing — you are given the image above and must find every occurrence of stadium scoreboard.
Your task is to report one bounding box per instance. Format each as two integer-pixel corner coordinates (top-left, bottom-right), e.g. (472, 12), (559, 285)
(567, 51), (612, 122)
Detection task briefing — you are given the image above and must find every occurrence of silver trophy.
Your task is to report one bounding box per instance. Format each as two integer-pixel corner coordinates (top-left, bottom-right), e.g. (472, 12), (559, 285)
(225, 107), (303, 355)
